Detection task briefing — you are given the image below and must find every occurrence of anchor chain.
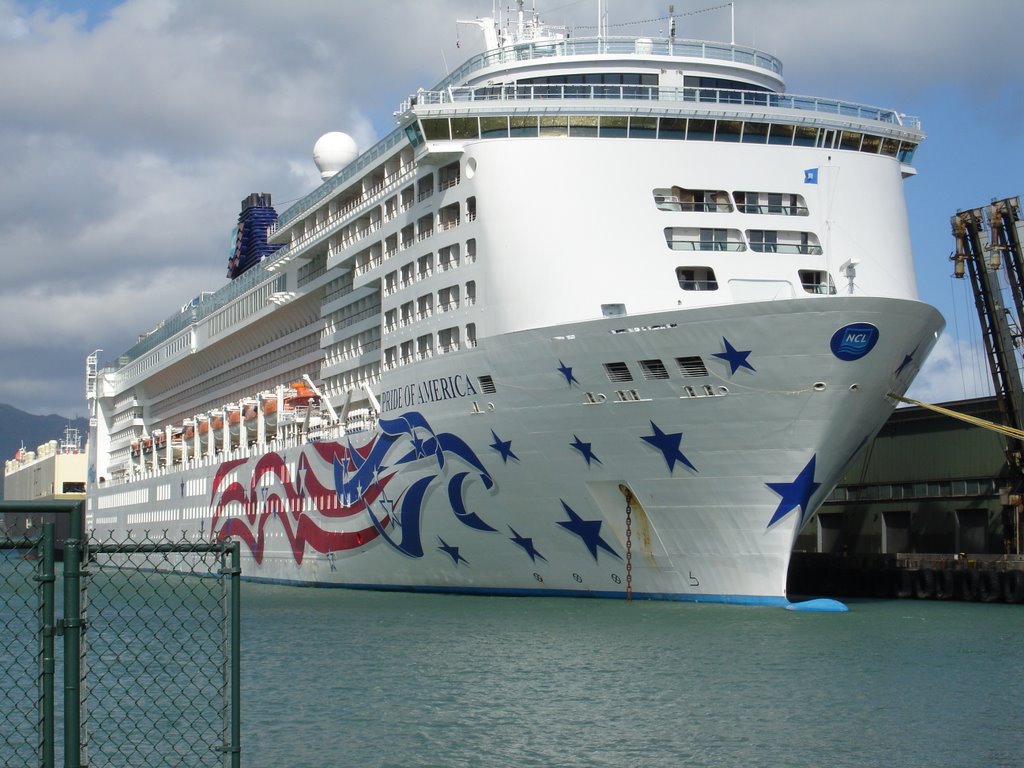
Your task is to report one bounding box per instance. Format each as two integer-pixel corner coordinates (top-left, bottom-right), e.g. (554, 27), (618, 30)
(625, 491), (633, 602)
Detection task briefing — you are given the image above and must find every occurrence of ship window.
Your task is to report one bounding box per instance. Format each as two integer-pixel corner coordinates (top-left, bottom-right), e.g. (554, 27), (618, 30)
(659, 117), (687, 140)
(478, 374), (496, 394)
(665, 227), (744, 251)
(400, 340), (414, 364)
(676, 356), (709, 377)
(569, 115), (598, 137)
(860, 134), (881, 154)
(799, 270), (836, 295)
(897, 142), (917, 163)
(741, 122), (769, 143)
(629, 116), (657, 138)
(670, 188), (730, 212)
(748, 229), (822, 254)
(599, 115), (628, 138)
(880, 137), (899, 157)
(734, 191), (808, 216)
(793, 126), (817, 147)
(676, 266), (719, 291)
(405, 122), (424, 147)
(639, 359), (670, 380)
(422, 118), (450, 141)
(480, 116), (509, 138)
(509, 116), (538, 137)
(603, 362), (633, 382)
(466, 323), (477, 347)
(716, 120), (741, 142)
(450, 117), (479, 140)
(839, 131), (862, 151)
(768, 124), (794, 145)
(687, 119), (715, 141)
(439, 327), (460, 353)
(748, 230), (778, 252)
(653, 188), (681, 211)
(540, 116), (569, 137)
(817, 129), (836, 148)
(417, 334), (433, 359)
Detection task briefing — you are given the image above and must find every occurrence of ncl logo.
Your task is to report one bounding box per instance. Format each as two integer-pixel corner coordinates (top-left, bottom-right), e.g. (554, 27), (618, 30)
(830, 323), (879, 361)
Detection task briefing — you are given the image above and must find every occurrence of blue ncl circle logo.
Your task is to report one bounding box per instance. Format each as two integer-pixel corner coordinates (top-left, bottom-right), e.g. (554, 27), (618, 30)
(830, 323), (879, 361)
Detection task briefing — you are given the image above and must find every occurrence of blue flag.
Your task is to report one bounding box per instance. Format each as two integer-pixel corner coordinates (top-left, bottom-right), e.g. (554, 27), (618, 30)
(804, 168), (818, 184)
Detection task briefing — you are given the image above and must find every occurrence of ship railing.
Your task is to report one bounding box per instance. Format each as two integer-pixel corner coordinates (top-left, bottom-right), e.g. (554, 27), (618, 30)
(411, 83), (919, 129)
(431, 36), (784, 98)
(668, 241), (747, 252)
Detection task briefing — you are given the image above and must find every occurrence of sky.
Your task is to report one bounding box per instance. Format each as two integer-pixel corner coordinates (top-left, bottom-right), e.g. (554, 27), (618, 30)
(1, 0), (1022, 419)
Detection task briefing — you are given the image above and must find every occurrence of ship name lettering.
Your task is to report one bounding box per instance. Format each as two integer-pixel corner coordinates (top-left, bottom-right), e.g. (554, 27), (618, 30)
(381, 374), (479, 411)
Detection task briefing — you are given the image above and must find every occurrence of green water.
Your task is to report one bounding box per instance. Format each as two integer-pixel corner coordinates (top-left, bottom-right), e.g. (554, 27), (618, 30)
(240, 587), (1024, 767)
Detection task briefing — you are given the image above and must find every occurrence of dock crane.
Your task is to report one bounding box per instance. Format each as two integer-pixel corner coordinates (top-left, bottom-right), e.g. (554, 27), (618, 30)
(950, 196), (1024, 554)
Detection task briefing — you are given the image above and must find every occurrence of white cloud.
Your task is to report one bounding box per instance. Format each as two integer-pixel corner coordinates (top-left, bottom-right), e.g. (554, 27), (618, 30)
(1, 0), (1022, 417)
(906, 332), (995, 405)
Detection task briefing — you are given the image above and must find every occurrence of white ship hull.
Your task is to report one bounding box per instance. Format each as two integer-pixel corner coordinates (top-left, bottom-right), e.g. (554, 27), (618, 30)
(89, 296), (941, 602)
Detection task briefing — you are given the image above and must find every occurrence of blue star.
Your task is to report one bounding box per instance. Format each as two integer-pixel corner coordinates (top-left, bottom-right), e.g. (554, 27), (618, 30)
(489, 430), (519, 463)
(509, 526), (547, 563)
(437, 537), (468, 565)
(557, 359), (579, 387)
(765, 455), (822, 529)
(640, 421), (696, 473)
(713, 337), (755, 375)
(894, 345), (919, 376)
(570, 435), (602, 466)
(557, 500), (621, 561)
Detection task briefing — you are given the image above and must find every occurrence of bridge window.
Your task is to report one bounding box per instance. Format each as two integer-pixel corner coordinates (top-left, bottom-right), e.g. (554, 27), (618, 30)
(421, 119), (450, 141)
(742, 122), (769, 143)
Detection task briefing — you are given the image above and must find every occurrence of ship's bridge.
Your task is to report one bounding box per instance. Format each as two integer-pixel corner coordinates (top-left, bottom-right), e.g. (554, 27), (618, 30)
(436, 36), (785, 95)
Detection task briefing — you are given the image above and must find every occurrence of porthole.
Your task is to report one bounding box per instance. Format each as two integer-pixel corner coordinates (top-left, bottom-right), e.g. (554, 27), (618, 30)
(813, 382), (827, 391)
(465, 157), (477, 179)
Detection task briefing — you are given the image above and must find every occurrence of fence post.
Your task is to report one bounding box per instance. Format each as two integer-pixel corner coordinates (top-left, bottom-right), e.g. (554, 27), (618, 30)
(62, 502), (83, 768)
(38, 522), (55, 768)
(230, 541), (241, 768)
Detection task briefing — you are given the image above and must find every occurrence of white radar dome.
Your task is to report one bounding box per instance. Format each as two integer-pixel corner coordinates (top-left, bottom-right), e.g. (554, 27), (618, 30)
(313, 132), (358, 180)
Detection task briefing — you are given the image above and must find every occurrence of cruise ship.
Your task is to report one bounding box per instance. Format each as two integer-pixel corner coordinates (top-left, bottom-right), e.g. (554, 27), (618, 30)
(85, 3), (944, 603)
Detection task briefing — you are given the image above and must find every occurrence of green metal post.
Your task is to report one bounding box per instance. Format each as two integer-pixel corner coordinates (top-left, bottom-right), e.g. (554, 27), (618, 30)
(62, 503), (83, 768)
(230, 541), (241, 768)
(38, 523), (55, 768)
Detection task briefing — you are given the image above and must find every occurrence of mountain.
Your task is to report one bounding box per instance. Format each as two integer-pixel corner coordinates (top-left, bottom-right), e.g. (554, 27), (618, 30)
(0, 403), (88, 500)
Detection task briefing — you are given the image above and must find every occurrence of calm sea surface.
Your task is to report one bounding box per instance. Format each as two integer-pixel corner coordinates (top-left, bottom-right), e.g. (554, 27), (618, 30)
(240, 586), (1024, 768)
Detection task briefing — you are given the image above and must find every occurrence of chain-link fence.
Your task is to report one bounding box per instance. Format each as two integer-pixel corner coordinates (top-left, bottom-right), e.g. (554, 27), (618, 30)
(0, 502), (240, 768)
(0, 530), (50, 768)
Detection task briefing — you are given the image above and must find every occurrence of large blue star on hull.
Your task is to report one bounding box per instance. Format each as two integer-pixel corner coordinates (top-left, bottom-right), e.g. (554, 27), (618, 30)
(489, 430), (519, 464)
(557, 500), (621, 562)
(640, 421), (697, 474)
(894, 344), (920, 376)
(712, 337), (755, 375)
(557, 360), (580, 387)
(765, 455), (822, 529)
(437, 537), (468, 566)
(509, 526), (547, 563)
(570, 435), (602, 466)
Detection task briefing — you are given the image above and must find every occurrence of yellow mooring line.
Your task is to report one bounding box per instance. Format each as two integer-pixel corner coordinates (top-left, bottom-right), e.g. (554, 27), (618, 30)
(889, 394), (1024, 441)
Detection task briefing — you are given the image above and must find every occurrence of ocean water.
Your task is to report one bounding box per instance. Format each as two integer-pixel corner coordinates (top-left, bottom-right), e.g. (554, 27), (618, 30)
(241, 586), (1024, 768)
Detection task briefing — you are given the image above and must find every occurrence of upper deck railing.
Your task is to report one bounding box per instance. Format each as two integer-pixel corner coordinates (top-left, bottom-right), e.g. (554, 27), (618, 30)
(404, 83), (920, 130)
(433, 36), (784, 93)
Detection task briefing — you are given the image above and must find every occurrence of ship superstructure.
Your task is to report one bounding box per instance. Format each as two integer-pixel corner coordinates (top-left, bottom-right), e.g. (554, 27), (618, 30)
(86, 3), (943, 602)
